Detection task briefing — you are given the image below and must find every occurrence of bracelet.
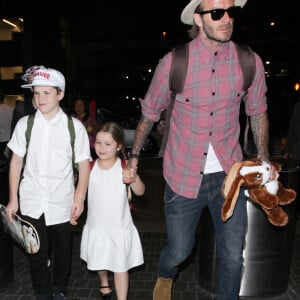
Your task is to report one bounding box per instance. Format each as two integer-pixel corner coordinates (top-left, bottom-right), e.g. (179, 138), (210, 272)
(129, 152), (139, 159)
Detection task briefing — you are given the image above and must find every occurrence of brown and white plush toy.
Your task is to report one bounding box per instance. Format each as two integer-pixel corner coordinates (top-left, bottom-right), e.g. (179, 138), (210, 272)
(221, 158), (297, 226)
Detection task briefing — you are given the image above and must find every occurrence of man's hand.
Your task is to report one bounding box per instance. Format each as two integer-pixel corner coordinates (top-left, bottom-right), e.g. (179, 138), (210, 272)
(257, 155), (280, 181)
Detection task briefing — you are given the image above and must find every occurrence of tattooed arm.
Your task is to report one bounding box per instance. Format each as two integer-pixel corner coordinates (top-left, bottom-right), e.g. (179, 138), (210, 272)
(250, 111), (278, 180)
(124, 116), (155, 183)
(250, 111), (269, 162)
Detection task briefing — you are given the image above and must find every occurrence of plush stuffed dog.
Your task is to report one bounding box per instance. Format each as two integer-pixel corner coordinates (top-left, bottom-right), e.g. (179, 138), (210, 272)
(221, 158), (297, 226)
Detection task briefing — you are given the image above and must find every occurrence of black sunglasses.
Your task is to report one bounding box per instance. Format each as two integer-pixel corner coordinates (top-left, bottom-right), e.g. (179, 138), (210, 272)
(198, 6), (241, 21)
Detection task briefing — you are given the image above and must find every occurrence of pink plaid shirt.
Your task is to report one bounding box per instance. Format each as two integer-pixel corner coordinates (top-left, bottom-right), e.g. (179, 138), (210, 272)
(141, 37), (267, 198)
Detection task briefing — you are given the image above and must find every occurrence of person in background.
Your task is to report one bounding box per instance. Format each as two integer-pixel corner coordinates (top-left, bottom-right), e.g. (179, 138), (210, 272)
(125, 0), (278, 299)
(6, 68), (91, 300)
(0, 89), (13, 161)
(72, 96), (101, 159)
(284, 99), (300, 210)
(285, 100), (300, 162)
(11, 65), (46, 133)
(80, 122), (144, 300)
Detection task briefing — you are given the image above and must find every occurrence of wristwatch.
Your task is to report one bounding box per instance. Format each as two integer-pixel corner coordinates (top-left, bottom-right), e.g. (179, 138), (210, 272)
(128, 152), (139, 159)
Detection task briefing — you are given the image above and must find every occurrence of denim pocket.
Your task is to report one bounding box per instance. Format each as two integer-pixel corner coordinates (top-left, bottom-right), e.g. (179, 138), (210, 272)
(164, 184), (179, 204)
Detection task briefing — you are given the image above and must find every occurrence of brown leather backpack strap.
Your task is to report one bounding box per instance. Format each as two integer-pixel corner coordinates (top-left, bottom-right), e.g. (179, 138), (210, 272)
(235, 42), (256, 156)
(235, 42), (256, 92)
(159, 43), (189, 157)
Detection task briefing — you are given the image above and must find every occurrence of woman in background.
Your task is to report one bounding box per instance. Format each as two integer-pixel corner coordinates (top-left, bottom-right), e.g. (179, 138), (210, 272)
(72, 96), (100, 158)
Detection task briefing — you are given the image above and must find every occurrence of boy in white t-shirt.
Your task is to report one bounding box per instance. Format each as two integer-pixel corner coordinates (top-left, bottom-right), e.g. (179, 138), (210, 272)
(6, 68), (91, 300)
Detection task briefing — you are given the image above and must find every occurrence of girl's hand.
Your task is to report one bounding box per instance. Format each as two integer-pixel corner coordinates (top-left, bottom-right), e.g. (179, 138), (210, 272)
(123, 167), (137, 184)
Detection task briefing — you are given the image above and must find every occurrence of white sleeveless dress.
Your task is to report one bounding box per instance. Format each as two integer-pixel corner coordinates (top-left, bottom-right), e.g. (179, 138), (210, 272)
(80, 158), (144, 272)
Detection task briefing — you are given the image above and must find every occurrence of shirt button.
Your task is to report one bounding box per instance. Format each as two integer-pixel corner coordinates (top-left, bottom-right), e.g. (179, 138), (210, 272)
(212, 92), (215, 96)
(210, 112), (213, 116)
(214, 52), (218, 56)
(185, 98), (189, 102)
(212, 69), (215, 73)
(209, 132), (212, 136)
(200, 171), (204, 175)
(204, 152), (207, 156)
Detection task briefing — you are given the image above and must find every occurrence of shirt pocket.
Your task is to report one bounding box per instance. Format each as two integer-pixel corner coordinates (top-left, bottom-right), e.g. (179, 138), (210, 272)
(174, 92), (207, 134)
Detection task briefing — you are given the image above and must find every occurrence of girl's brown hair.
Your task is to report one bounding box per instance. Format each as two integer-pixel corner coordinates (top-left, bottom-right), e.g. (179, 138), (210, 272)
(96, 122), (126, 158)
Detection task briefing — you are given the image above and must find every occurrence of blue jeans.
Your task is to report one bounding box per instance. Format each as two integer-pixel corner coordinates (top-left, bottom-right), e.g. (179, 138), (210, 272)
(158, 171), (247, 300)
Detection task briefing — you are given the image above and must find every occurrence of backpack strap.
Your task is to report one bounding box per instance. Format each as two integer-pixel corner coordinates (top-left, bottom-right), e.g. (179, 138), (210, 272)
(68, 115), (78, 178)
(169, 43), (189, 96)
(121, 158), (127, 169)
(23, 113), (35, 176)
(235, 42), (256, 92)
(235, 42), (256, 155)
(90, 160), (96, 169)
(159, 43), (189, 157)
(26, 113), (35, 149)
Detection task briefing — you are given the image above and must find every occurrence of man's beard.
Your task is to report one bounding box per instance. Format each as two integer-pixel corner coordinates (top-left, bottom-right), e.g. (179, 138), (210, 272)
(203, 23), (233, 43)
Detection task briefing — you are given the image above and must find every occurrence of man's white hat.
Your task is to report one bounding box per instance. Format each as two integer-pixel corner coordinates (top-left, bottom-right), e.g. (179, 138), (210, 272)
(21, 68), (65, 92)
(181, 0), (248, 25)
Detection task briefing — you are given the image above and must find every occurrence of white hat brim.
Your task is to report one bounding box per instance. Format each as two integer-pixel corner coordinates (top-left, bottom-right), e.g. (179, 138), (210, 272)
(181, 0), (248, 25)
(21, 79), (64, 92)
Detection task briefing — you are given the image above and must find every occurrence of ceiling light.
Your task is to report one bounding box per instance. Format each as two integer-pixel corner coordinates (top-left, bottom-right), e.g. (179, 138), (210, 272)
(2, 19), (17, 28)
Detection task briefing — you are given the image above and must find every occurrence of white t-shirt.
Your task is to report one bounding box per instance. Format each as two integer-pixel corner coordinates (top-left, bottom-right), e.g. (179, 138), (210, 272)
(204, 143), (224, 174)
(8, 108), (91, 225)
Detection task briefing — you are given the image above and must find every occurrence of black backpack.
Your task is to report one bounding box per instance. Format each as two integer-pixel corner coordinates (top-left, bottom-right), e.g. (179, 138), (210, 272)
(158, 42), (256, 157)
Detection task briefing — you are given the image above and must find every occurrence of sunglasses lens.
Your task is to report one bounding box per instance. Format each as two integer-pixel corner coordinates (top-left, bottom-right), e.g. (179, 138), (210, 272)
(199, 6), (240, 21)
(210, 7), (239, 21)
(211, 9), (225, 21)
(227, 7), (239, 18)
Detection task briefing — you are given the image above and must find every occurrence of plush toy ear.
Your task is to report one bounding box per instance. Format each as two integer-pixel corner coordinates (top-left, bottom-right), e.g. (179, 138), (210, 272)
(271, 161), (282, 173)
(221, 161), (244, 221)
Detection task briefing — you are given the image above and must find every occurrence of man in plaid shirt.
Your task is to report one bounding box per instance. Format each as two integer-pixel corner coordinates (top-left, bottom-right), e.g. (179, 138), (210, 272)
(126, 0), (278, 299)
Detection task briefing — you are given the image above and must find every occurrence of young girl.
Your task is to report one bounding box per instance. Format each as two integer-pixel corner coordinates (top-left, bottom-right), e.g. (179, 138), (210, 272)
(80, 122), (145, 300)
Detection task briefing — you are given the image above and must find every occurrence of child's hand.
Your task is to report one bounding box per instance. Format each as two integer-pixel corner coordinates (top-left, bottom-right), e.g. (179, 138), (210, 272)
(123, 167), (137, 184)
(6, 201), (19, 223)
(70, 197), (84, 225)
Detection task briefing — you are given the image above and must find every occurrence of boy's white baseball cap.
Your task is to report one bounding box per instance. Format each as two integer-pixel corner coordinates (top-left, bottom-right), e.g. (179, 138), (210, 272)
(21, 65), (46, 82)
(21, 68), (65, 92)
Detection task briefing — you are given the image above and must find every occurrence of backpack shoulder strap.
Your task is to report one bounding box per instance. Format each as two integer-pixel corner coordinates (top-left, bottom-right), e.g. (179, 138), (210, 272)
(121, 158), (127, 169)
(26, 113), (35, 150)
(67, 115), (79, 181)
(235, 42), (256, 91)
(169, 43), (189, 96)
(21, 113), (36, 178)
(159, 43), (189, 157)
(234, 42), (256, 156)
(90, 160), (96, 169)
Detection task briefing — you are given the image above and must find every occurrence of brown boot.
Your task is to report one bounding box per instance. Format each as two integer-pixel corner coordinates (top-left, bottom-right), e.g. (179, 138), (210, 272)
(153, 276), (173, 300)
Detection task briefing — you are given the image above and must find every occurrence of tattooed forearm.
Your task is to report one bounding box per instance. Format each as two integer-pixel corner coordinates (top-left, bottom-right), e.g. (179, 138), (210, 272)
(250, 112), (270, 161)
(132, 115), (154, 155)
